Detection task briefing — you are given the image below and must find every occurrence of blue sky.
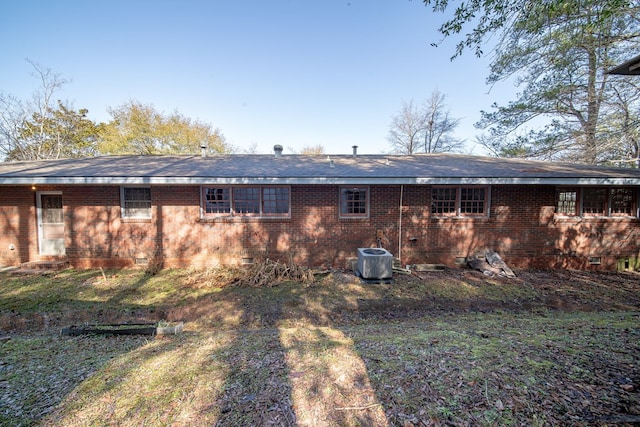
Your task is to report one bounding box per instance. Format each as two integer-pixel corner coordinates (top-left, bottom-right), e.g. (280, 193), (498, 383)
(0, 0), (513, 155)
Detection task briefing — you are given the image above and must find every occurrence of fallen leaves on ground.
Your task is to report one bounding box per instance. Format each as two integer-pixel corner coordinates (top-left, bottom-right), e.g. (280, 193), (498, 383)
(1, 267), (639, 426)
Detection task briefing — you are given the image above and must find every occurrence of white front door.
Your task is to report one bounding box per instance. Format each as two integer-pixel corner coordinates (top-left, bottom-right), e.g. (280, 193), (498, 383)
(37, 191), (65, 256)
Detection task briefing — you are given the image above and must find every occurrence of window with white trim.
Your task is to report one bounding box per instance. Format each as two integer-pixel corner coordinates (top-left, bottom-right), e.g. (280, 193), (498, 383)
(121, 187), (151, 219)
(339, 186), (369, 218)
(432, 187), (457, 215)
(262, 187), (290, 215)
(204, 187), (230, 214)
(556, 189), (578, 215)
(555, 187), (637, 217)
(432, 186), (488, 217)
(460, 187), (486, 214)
(201, 186), (290, 218)
(233, 187), (260, 215)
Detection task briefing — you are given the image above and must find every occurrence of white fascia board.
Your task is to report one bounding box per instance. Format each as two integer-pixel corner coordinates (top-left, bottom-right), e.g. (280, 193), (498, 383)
(0, 177), (156, 185)
(415, 177), (640, 185)
(1, 176), (640, 186)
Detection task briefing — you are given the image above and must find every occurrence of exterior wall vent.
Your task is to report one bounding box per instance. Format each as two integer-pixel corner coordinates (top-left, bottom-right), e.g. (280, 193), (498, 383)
(588, 256), (601, 265)
(357, 247), (393, 279)
(135, 257), (149, 265)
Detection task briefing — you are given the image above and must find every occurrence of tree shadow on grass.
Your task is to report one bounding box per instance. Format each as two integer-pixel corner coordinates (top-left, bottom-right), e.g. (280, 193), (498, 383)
(38, 333), (276, 426)
(24, 279), (297, 426)
(0, 269), (171, 333)
(15, 266), (640, 426)
(154, 275), (392, 426)
(209, 328), (296, 426)
(0, 332), (152, 427)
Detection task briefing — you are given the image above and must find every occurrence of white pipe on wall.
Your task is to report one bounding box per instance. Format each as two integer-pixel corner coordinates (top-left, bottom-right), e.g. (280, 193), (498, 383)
(398, 184), (404, 264)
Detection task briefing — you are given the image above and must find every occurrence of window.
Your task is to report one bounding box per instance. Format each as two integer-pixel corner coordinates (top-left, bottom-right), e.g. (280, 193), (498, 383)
(432, 186), (488, 217)
(41, 194), (63, 223)
(610, 188), (635, 216)
(582, 188), (607, 216)
(233, 187), (260, 215)
(201, 186), (290, 218)
(204, 188), (230, 214)
(555, 187), (637, 217)
(121, 187), (151, 219)
(556, 189), (578, 215)
(461, 187), (486, 214)
(263, 187), (289, 215)
(340, 187), (369, 217)
(432, 187), (457, 215)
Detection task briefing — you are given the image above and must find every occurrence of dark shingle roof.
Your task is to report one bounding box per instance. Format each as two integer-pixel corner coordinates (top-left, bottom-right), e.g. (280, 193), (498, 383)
(1, 153), (639, 185)
(607, 54), (640, 75)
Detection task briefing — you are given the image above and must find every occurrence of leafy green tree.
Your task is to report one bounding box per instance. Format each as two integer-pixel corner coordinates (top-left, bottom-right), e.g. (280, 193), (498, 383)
(0, 91), (27, 160)
(287, 144), (326, 155)
(424, 0), (640, 165)
(12, 101), (103, 160)
(424, 0), (636, 59)
(0, 61), (100, 161)
(300, 144), (325, 155)
(99, 101), (229, 155)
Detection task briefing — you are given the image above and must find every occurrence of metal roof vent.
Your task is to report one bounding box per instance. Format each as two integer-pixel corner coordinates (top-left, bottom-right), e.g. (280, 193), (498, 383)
(357, 247), (393, 279)
(274, 145), (283, 157)
(352, 145), (358, 157)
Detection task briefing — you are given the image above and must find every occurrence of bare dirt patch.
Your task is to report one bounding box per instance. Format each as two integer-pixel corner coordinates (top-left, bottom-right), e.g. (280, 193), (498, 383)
(163, 267), (640, 329)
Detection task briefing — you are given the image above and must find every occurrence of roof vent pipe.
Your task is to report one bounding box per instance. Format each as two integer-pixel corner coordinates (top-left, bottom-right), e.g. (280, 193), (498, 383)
(274, 144), (283, 158)
(200, 144), (207, 158)
(352, 145), (358, 157)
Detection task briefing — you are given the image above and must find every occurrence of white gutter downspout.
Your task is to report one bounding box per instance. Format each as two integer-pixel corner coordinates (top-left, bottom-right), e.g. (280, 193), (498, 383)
(398, 184), (404, 265)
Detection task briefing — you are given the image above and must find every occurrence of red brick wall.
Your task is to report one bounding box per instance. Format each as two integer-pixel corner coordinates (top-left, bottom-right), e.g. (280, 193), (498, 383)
(0, 186), (38, 265)
(0, 184), (638, 270)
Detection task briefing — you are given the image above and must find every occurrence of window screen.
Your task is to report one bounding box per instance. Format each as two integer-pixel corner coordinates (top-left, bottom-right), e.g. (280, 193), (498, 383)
(122, 187), (151, 218)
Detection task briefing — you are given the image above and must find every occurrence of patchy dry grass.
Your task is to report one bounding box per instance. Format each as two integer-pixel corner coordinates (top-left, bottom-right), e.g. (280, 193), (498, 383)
(1, 267), (639, 426)
(0, 333), (150, 426)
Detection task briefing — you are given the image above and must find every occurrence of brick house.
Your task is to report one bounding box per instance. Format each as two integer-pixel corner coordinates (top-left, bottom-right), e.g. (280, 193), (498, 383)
(1, 149), (639, 271)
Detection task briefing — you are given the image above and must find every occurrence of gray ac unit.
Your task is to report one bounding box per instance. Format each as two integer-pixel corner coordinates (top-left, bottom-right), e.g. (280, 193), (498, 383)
(357, 248), (393, 279)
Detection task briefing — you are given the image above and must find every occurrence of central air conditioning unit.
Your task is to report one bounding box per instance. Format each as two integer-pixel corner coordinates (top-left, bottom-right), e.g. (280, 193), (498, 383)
(357, 248), (393, 279)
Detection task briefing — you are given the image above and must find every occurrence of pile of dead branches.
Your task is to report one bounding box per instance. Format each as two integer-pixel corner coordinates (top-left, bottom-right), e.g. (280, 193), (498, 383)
(232, 258), (315, 287)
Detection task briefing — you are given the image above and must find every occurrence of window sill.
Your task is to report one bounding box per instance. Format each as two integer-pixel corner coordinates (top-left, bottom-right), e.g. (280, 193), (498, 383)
(431, 215), (490, 221)
(199, 216), (290, 223)
(121, 217), (152, 223)
(553, 215), (638, 221)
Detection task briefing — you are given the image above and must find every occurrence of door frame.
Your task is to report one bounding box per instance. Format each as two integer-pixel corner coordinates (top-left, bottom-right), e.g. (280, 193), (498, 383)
(36, 191), (65, 256)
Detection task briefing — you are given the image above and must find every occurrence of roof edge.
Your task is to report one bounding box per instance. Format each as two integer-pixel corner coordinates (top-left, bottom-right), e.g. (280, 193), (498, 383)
(607, 54), (640, 75)
(3, 177), (640, 186)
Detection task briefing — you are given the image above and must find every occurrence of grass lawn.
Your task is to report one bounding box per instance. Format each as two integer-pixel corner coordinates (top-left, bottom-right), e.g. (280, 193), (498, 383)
(1, 267), (639, 426)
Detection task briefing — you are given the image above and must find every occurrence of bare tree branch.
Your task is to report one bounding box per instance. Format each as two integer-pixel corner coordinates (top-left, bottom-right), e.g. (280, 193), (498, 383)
(387, 92), (463, 154)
